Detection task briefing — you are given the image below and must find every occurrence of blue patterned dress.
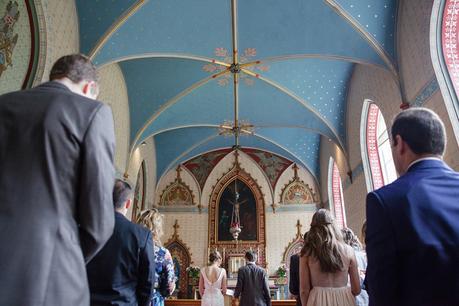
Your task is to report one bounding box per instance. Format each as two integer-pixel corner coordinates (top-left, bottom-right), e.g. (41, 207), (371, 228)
(152, 245), (176, 306)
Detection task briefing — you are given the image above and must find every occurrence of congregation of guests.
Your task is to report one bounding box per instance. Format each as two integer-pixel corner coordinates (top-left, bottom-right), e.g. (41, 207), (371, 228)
(1, 53), (459, 306)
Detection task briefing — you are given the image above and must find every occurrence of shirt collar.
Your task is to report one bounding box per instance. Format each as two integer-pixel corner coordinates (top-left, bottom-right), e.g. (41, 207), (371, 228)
(407, 157), (442, 171)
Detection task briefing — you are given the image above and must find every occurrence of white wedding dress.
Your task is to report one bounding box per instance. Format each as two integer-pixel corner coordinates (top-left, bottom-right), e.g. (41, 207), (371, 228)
(201, 268), (225, 306)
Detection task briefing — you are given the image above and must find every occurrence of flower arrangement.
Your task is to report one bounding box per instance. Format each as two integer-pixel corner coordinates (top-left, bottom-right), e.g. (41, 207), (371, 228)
(274, 264), (288, 285)
(186, 265), (201, 279)
(276, 264), (288, 278)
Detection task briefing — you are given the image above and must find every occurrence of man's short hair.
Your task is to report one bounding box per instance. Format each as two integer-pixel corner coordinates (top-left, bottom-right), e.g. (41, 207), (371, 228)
(245, 251), (257, 262)
(49, 54), (99, 83)
(391, 107), (446, 156)
(113, 179), (132, 209)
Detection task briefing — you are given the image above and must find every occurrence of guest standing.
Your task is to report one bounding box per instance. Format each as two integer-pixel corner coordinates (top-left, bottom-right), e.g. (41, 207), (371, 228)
(341, 227), (368, 306)
(366, 108), (459, 306)
(199, 250), (227, 306)
(137, 209), (176, 306)
(0, 54), (115, 306)
(300, 209), (360, 306)
(87, 180), (155, 305)
(234, 251), (271, 306)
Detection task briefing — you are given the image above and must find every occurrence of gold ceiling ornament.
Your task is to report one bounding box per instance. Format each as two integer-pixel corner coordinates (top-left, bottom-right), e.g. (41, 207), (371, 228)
(218, 119), (254, 138)
(159, 166), (196, 207)
(202, 47), (269, 87)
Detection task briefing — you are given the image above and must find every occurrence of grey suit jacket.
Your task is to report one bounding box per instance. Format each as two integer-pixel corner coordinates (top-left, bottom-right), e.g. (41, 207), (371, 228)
(234, 262), (272, 306)
(0, 82), (116, 306)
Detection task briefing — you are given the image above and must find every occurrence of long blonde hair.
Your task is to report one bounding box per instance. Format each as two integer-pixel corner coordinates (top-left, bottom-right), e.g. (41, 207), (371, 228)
(137, 208), (164, 246)
(301, 209), (344, 273)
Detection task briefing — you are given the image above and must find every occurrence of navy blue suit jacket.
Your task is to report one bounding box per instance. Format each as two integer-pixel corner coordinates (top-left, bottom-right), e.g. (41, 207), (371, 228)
(87, 212), (155, 306)
(288, 254), (301, 306)
(366, 159), (459, 306)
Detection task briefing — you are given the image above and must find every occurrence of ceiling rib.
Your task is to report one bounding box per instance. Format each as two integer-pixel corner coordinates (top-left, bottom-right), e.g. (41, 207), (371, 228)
(124, 69), (230, 176)
(89, 0), (147, 60)
(324, 0), (398, 79)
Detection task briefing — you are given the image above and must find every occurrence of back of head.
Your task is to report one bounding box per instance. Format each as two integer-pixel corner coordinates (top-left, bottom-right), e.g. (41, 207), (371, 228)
(137, 208), (164, 245)
(301, 209), (344, 273)
(391, 107), (446, 156)
(50, 54), (99, 84)
(341, 227), (362, 250)
(209, 250), (222, 264)
(113, 179), (132, 210)
(245, 250), (257, 263)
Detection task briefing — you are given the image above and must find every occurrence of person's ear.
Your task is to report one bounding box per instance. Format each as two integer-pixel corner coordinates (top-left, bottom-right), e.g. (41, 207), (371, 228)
(125, 199), (131, 210)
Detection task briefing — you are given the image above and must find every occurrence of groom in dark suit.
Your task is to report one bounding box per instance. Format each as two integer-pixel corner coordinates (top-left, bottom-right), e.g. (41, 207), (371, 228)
(366, 108), (459, 306)
(234, 251), (271, 306)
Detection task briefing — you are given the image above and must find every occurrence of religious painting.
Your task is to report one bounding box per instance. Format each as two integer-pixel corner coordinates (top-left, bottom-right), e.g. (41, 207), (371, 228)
(217, 179), (258, 241)
(282, 181), (314, 204)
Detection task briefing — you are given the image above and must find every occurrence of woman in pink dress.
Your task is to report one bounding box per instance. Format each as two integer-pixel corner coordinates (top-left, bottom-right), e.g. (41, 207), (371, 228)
(300, 209), (360, 306)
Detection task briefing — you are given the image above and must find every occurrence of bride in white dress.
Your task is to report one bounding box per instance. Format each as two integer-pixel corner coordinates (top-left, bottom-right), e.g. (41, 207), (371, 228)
(199, 250), (227, 306)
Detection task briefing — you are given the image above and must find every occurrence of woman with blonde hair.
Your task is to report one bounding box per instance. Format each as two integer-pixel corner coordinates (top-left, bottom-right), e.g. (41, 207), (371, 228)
(199, 250), (227, 306)
(137, 209), (176, 306)
(300, 209), (360, 306)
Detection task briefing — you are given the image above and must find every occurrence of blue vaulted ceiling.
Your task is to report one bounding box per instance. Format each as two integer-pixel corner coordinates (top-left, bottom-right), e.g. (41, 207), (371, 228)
(75, 0), (399, 183)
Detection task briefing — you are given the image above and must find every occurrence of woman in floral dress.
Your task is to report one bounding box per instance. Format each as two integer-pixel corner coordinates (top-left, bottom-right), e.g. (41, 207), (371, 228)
(138, 209), (176, 306)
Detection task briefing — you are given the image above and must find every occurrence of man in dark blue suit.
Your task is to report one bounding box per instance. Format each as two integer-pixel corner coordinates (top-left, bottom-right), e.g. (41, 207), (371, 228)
(289, 253), (301, 306)
(366, 108), (459, 306)
(87, 179), (155, 306)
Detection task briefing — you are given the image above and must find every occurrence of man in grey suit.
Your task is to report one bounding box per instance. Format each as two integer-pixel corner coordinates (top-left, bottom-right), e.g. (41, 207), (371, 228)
(234, 251), (272, 306)
(0, 54), (116, 306)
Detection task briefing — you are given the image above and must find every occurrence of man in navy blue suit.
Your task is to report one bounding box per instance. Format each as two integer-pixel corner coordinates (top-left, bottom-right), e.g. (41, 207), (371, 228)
(87, 179), (155, 306)
(365, 108), (459, 306)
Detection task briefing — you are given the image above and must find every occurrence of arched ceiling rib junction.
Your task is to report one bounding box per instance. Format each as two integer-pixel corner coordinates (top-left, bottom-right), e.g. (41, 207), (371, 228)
(75, 0), (398, 182)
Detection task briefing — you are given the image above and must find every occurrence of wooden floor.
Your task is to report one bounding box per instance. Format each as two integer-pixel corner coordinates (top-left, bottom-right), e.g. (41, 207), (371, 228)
(165, 299), (297, 306)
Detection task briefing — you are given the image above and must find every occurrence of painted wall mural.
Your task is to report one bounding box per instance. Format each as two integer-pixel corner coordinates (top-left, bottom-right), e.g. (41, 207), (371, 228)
(159, 167), (195, 206)
(243, 148), (292, 189)
(0, 0), (40, 94)
(183, 149), (232, 190)
(0, 1), (19, 78)
(280, 164), (318, 205)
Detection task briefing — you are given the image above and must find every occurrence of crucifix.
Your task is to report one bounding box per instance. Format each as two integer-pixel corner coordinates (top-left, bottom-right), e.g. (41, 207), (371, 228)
(172, 219), (180, 239)
(296, 219), (302, 239)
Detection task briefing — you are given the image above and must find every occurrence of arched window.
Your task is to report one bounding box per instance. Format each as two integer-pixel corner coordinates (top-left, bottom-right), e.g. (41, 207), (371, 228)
(431, 0), (459, 144)
(361, 101), (397, 191)
(132, 160), (146, 222)
(328, 158), (346, 228)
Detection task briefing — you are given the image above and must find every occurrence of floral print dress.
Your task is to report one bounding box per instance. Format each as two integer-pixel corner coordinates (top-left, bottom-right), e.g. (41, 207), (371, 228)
(152, 245), (176, 306)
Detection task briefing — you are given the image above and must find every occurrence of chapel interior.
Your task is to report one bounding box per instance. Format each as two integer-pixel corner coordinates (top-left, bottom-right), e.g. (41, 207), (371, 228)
(2, 0), (459, 304)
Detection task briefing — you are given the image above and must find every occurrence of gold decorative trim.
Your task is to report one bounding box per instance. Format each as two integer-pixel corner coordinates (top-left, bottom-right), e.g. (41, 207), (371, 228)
(97, 53), (230, 70)
(89, 0), (147, 60)
(279, 164), (320, 206)
(207, 151), (268, 267)
(324, 0), (398, 79)
(159, 166), (196, 207)
(282, 219), (305, 267)
(164, 220), (193, 299)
